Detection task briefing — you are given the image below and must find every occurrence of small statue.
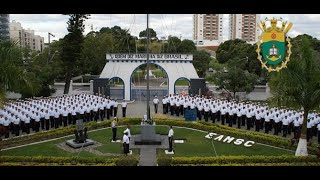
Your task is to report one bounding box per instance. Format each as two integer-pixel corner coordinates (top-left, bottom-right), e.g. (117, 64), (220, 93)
(73, 127), (88, 143)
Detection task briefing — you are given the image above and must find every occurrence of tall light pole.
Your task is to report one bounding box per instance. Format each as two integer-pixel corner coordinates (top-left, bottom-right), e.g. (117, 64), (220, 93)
(47, 32), (55, 65)
(146, 14), (151, 121)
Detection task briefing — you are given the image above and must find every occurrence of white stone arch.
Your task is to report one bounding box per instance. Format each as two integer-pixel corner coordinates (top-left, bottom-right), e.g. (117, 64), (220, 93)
(108, 76), (125, 99)
(129, 62), (169, 100)
(100, 54), (199, 100)
(174, 77), (191, 94)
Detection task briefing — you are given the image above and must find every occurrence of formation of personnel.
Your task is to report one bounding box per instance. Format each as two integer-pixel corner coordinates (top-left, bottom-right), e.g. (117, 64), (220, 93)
(161, 94), (320, 143)
(0, 93), (128, 139)
(1, 92), (319, 144)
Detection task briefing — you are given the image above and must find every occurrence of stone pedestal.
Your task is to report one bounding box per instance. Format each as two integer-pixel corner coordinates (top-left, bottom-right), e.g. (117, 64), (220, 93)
(135, 124), (161, 145)
(141, 124), (156, 141)
(66, 139), (95, 148)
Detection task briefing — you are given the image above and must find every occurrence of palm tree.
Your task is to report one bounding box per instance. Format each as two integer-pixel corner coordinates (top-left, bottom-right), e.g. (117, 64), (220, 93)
(0, 40), (38, 107)
(268, 36), (320, 156)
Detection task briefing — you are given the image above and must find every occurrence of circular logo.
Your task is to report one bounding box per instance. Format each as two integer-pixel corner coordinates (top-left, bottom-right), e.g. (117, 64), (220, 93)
(271, 33), (276, 39)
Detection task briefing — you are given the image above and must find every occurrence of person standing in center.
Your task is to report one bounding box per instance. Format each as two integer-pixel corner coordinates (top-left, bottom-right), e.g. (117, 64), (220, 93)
(168, 126), (174, 152)
(153, 96), (159, 114)
(111, 117), (118, 141)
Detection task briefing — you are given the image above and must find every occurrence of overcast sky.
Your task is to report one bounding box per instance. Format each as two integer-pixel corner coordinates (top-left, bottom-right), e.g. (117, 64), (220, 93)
(9, 14), (320, 43)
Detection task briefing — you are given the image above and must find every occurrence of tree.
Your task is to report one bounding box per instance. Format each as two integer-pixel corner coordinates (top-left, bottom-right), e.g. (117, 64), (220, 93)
(80, 31), (113, 75)
(0, 41), (39, 106)
(268, 36), (320, 156)
(106, 26), (137, 53)
(99, 27), (111, 34)
(61, 14), (90, 94)
(207, 57), (258, 98)
(193, 50), (211, 77)
(139, 28), (157, 40)
(208, 57), (224, 72)
(21, 47), (60, 97)
(216, 39), (262, 76)
(177, 39), (196, 53)
(164, 36), (181, 53)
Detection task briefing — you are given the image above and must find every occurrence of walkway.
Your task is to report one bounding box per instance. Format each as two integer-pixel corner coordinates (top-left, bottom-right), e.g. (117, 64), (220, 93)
(130, 134), (169, 166)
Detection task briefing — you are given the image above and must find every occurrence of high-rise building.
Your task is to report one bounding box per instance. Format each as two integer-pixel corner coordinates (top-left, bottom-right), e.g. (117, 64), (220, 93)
(229, 14), (260, 44)
(0, 14), (10, 41)
(9, 20), (44, 52)
(193, 14), (223, 47)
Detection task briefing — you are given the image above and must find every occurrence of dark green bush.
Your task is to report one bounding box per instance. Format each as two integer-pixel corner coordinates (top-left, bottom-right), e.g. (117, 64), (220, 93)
(157, 155), (172, 166)
(157, 155), (320, 166)
(115, 155), (139, 166)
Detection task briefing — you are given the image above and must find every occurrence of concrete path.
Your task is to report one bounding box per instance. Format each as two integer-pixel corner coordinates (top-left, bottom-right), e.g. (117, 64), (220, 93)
(130, 134), (169, 166)
(139, 146), (157, 166)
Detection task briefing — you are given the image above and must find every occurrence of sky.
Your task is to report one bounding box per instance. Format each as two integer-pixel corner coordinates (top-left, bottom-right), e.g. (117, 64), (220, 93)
(9, 14), (320, 43)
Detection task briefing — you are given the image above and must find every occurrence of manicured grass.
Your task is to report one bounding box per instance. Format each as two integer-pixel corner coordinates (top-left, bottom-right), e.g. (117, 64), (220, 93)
(94, 126), (141, 154)
(156, 126), (294, 157)
(1, 125), (294, 158)
(1, 126), (142, 157)
(0, 136), (98, 157)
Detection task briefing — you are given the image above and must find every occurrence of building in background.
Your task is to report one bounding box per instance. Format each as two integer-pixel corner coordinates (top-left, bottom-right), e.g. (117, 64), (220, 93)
(193, 14), (223, 48)
(0, 14), (10, 41)
(229, 14), (261, 44)
(9, 20), (44, 52)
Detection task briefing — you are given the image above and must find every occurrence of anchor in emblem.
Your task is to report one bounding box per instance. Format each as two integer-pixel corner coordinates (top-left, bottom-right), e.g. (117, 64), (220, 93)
(267, 44), (281, 61)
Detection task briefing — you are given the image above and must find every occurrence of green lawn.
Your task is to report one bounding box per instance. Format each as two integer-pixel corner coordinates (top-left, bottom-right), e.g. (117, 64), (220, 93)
(0, 136), (99, 157)
(156, 126), (294, 157)
(1, 126), (142, 157)
(1, 125), (294, 158)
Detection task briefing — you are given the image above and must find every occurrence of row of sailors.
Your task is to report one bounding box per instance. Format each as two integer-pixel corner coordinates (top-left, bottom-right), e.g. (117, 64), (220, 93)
(160, 94), (320, 142)
(0, 93), (129, 138)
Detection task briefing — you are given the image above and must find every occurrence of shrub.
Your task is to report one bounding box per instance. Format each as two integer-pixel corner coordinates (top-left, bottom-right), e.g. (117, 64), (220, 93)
(157, 155), (173, 166)
(115, 155), (139, 166)
(168, 155), (320, 166)
(0, 155), (118, 165)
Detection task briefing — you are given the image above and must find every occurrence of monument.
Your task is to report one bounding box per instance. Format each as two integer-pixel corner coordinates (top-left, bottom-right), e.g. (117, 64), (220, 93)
(134, 116), (161, 145)
(66, 119), (95, 148)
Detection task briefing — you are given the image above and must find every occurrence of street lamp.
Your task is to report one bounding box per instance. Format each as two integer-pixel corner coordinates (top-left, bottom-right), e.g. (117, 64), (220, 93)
(47, 32), (55, 65)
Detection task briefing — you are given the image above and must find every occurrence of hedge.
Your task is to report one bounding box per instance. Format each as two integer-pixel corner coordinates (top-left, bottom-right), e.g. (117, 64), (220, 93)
(157, 155), (320, 166)
(0, 155), (139, 166)
(1, 117), (317, 154)
(0, 162), (116, 166)
(174, 162), (320, 166)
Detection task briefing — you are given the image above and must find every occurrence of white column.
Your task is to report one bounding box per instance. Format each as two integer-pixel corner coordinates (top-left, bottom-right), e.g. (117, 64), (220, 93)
(124, 78), (131, 100)
(169, 78), (176, 95)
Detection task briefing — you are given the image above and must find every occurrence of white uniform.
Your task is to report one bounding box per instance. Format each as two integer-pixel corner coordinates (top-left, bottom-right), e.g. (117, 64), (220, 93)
(153, 98), (159, 104)
(124, 128), (131, 138)
(168, 129), (174, 137)
(121, 102), (127, 108)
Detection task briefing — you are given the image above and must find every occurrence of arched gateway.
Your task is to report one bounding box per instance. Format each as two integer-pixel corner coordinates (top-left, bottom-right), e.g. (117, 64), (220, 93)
(99, 53), (199, 100)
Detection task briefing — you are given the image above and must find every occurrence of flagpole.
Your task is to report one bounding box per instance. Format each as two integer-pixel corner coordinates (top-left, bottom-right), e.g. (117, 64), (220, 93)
(146, 14), (151, 121)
